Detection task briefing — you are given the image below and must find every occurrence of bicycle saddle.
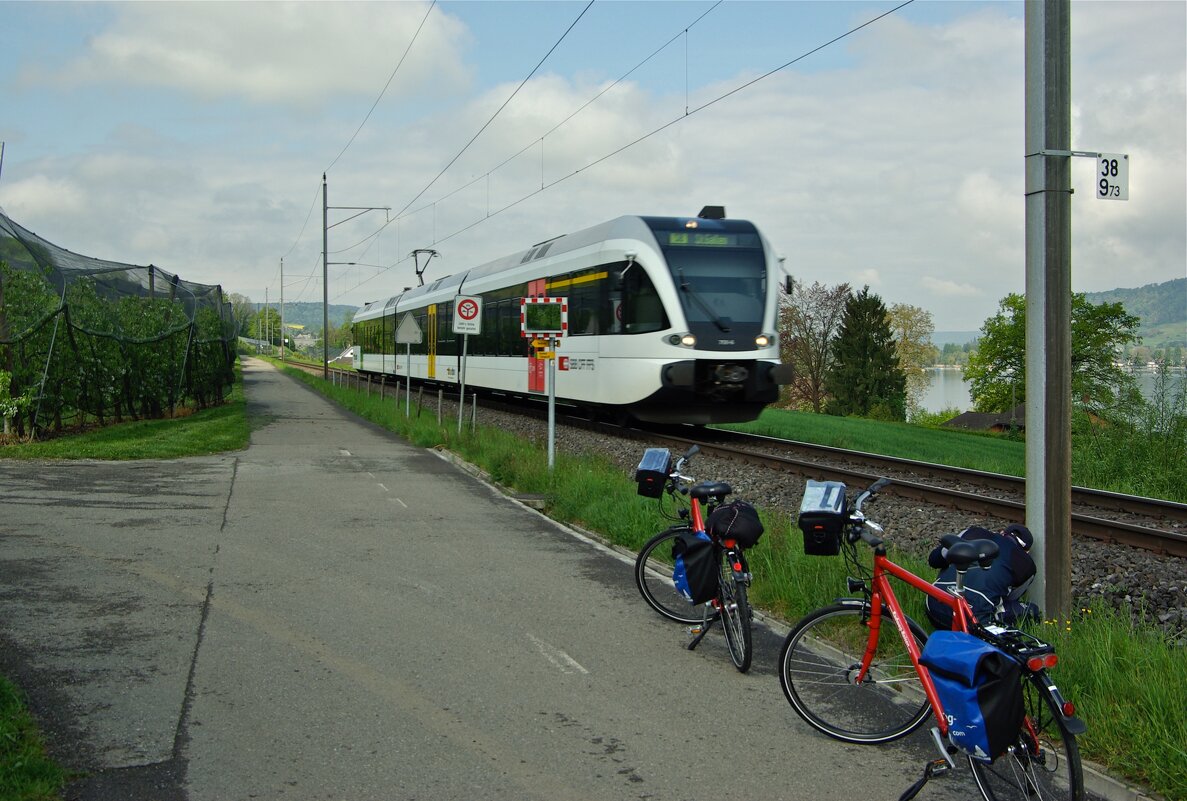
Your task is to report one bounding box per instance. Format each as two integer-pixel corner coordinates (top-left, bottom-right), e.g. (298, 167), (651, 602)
(690, 481), (732, 500)
(945, 539), (1000, 572)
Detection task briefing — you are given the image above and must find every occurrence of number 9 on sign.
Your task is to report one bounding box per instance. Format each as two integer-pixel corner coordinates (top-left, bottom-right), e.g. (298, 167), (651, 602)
(1096, 153), (1129, 201)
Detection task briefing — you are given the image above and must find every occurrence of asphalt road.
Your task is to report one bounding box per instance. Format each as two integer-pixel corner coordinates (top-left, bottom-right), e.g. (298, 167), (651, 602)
(1, 357), (969, 800)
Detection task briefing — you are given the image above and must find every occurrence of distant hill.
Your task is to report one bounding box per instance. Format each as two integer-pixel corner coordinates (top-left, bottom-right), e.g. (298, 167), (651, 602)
(1084, 278), (1185, 348)
(929, 279), (1183, 349)
(279, 302), (358, 333)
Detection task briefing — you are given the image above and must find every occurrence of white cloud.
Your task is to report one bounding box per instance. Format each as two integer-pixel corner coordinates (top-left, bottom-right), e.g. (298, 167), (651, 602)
(31, 1), (470, 107)
(923, 277), (981, 298)
(4, 174), (89, 219)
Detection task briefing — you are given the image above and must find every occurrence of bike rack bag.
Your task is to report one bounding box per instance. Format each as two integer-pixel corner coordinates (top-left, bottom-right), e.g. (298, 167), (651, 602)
(634, 448), (672, 498)
(798, 480), (848, 555)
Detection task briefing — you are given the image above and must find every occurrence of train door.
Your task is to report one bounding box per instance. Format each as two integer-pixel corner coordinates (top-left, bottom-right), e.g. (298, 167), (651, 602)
(427, 304), (438, 378)
(527, 278), (547, 393)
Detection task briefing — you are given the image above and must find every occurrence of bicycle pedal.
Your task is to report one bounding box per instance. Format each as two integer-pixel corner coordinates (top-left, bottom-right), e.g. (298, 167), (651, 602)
(927, 759), (951, 776)
(687, 625), (703, 636)
(929, 727), (957, 770)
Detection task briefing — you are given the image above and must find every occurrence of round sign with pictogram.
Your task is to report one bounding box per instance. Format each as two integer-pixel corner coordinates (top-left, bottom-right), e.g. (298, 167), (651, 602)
(452, 295), (483, 334)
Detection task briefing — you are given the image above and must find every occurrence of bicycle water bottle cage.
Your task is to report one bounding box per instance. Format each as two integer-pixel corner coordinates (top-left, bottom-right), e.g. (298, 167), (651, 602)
(690, 481), (732, 501)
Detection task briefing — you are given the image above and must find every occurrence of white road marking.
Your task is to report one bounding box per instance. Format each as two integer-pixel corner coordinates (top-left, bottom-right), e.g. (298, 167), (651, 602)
(525, 633), (589, 675)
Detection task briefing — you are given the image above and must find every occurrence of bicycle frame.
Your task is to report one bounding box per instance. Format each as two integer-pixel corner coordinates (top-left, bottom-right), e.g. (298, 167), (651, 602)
(855, 550), (979, 739)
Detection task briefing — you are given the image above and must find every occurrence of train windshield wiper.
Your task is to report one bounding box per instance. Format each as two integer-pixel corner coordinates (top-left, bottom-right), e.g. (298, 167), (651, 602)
(678, 270), (730, 332)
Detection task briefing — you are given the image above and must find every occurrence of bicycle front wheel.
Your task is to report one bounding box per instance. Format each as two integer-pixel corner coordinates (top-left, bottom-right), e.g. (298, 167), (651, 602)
(779, 602), (931, 743)
(634, 527), (703, 625)
(969, 673), (1083, 801)
(718, 559), (752, 673)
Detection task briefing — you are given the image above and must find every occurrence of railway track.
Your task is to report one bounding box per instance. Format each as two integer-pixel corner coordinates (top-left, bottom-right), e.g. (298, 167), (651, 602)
(598, 425), (1187, 559)
(278, 358), (1187, 558)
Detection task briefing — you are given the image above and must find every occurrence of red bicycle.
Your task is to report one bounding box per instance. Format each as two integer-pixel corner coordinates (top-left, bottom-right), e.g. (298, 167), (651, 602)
(633, 445), (756, 672)
(779, 478), (1085, 801)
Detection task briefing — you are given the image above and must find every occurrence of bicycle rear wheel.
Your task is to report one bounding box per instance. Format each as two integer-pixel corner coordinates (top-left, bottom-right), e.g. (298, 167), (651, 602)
(969, 673), (1083, 801)
(779, 602), (931, 743)
(718, 557), (752, 673)
(634, 527), (703, 625)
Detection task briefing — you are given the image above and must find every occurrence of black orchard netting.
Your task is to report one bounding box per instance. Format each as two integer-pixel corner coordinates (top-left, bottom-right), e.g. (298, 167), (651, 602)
(0, 207), (236, 439)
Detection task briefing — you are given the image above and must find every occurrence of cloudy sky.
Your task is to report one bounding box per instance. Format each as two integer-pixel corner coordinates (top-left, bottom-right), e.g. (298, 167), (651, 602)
(1, 0), (1183, 332)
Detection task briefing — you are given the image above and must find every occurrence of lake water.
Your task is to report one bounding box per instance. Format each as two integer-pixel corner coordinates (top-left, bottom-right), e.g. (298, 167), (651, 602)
(918, 367), (1182, 414)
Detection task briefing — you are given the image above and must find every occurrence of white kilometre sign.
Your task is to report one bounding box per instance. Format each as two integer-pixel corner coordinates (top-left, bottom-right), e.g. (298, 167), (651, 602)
(1096, 153), (1129, 201)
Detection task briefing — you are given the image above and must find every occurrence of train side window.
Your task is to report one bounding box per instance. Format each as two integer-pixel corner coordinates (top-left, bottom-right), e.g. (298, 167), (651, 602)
(437, 303), (457, 357)
(569, 281), (597, 336)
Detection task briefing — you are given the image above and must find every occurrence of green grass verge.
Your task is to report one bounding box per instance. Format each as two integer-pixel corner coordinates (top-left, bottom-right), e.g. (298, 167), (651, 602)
(0, 677), (66, 801)
(0, 379), (249, 461)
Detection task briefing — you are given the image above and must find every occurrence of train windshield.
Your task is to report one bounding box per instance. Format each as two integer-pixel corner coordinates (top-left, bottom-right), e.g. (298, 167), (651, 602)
(655, 230), (766, 329)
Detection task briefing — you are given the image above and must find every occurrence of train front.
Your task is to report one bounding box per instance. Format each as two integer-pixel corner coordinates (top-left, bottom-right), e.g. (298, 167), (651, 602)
(632, 213), (789, 425)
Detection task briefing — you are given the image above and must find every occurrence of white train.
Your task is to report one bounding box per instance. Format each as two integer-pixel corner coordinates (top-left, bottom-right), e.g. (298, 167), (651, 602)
(352, 208), (791, 424)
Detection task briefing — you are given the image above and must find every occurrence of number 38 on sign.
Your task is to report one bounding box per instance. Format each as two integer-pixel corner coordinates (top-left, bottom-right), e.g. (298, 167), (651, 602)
(1096, 153), (1129, 201)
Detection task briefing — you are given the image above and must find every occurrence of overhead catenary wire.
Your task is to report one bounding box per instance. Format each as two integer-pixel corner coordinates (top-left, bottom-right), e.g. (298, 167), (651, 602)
(330, 0), (915, 302)
(326, 0), (437, 173)
(274, 1), (437, 296)
(326, 0), (723, 264)
(391, 0), (596, 221)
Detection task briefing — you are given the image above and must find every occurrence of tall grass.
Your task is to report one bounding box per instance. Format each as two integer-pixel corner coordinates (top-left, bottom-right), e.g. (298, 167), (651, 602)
(1038, 606), (1187, 798)
(1072, 369), (1187, 501)
(0, 676), (66, 801)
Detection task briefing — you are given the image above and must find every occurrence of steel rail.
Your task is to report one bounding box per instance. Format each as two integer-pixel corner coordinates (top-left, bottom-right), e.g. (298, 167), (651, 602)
(627, 428), (1187, 559)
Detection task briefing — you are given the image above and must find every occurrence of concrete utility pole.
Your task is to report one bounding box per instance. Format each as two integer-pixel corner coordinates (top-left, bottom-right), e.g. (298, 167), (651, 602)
(1024, 0), (1073, 617)
(322, 174), (330, 379)
(280, 258), (285, 360)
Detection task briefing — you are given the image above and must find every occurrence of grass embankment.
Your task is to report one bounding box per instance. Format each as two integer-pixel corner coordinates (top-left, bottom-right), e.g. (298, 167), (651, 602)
(0, 361), (1182, 799)
(0, 677), (65, 801)
(721, 409), (1028, 477)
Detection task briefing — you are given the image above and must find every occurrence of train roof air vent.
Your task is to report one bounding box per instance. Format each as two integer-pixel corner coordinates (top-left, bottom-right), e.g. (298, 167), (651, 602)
(698, 205), (726, 220)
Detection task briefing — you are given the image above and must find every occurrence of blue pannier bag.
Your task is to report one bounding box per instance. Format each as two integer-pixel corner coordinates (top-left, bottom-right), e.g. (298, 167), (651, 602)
(671, 530), (717, 605)
(919, 631), (1025, 763)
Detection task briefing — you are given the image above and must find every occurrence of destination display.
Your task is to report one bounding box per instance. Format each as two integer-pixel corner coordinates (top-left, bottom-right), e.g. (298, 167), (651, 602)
(664, 231), (759, 248)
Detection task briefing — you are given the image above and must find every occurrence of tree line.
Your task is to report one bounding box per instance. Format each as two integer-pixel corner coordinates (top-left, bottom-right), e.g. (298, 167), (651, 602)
(777, 282), (1174, 420)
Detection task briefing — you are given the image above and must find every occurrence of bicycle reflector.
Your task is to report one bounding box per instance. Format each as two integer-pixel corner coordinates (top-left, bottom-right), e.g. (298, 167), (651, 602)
(1026, 654), (1059, 671)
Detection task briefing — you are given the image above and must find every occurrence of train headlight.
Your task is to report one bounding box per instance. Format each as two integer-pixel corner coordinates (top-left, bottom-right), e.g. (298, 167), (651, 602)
(755, 334), (772, 348)
(668, 333), (697, 347)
